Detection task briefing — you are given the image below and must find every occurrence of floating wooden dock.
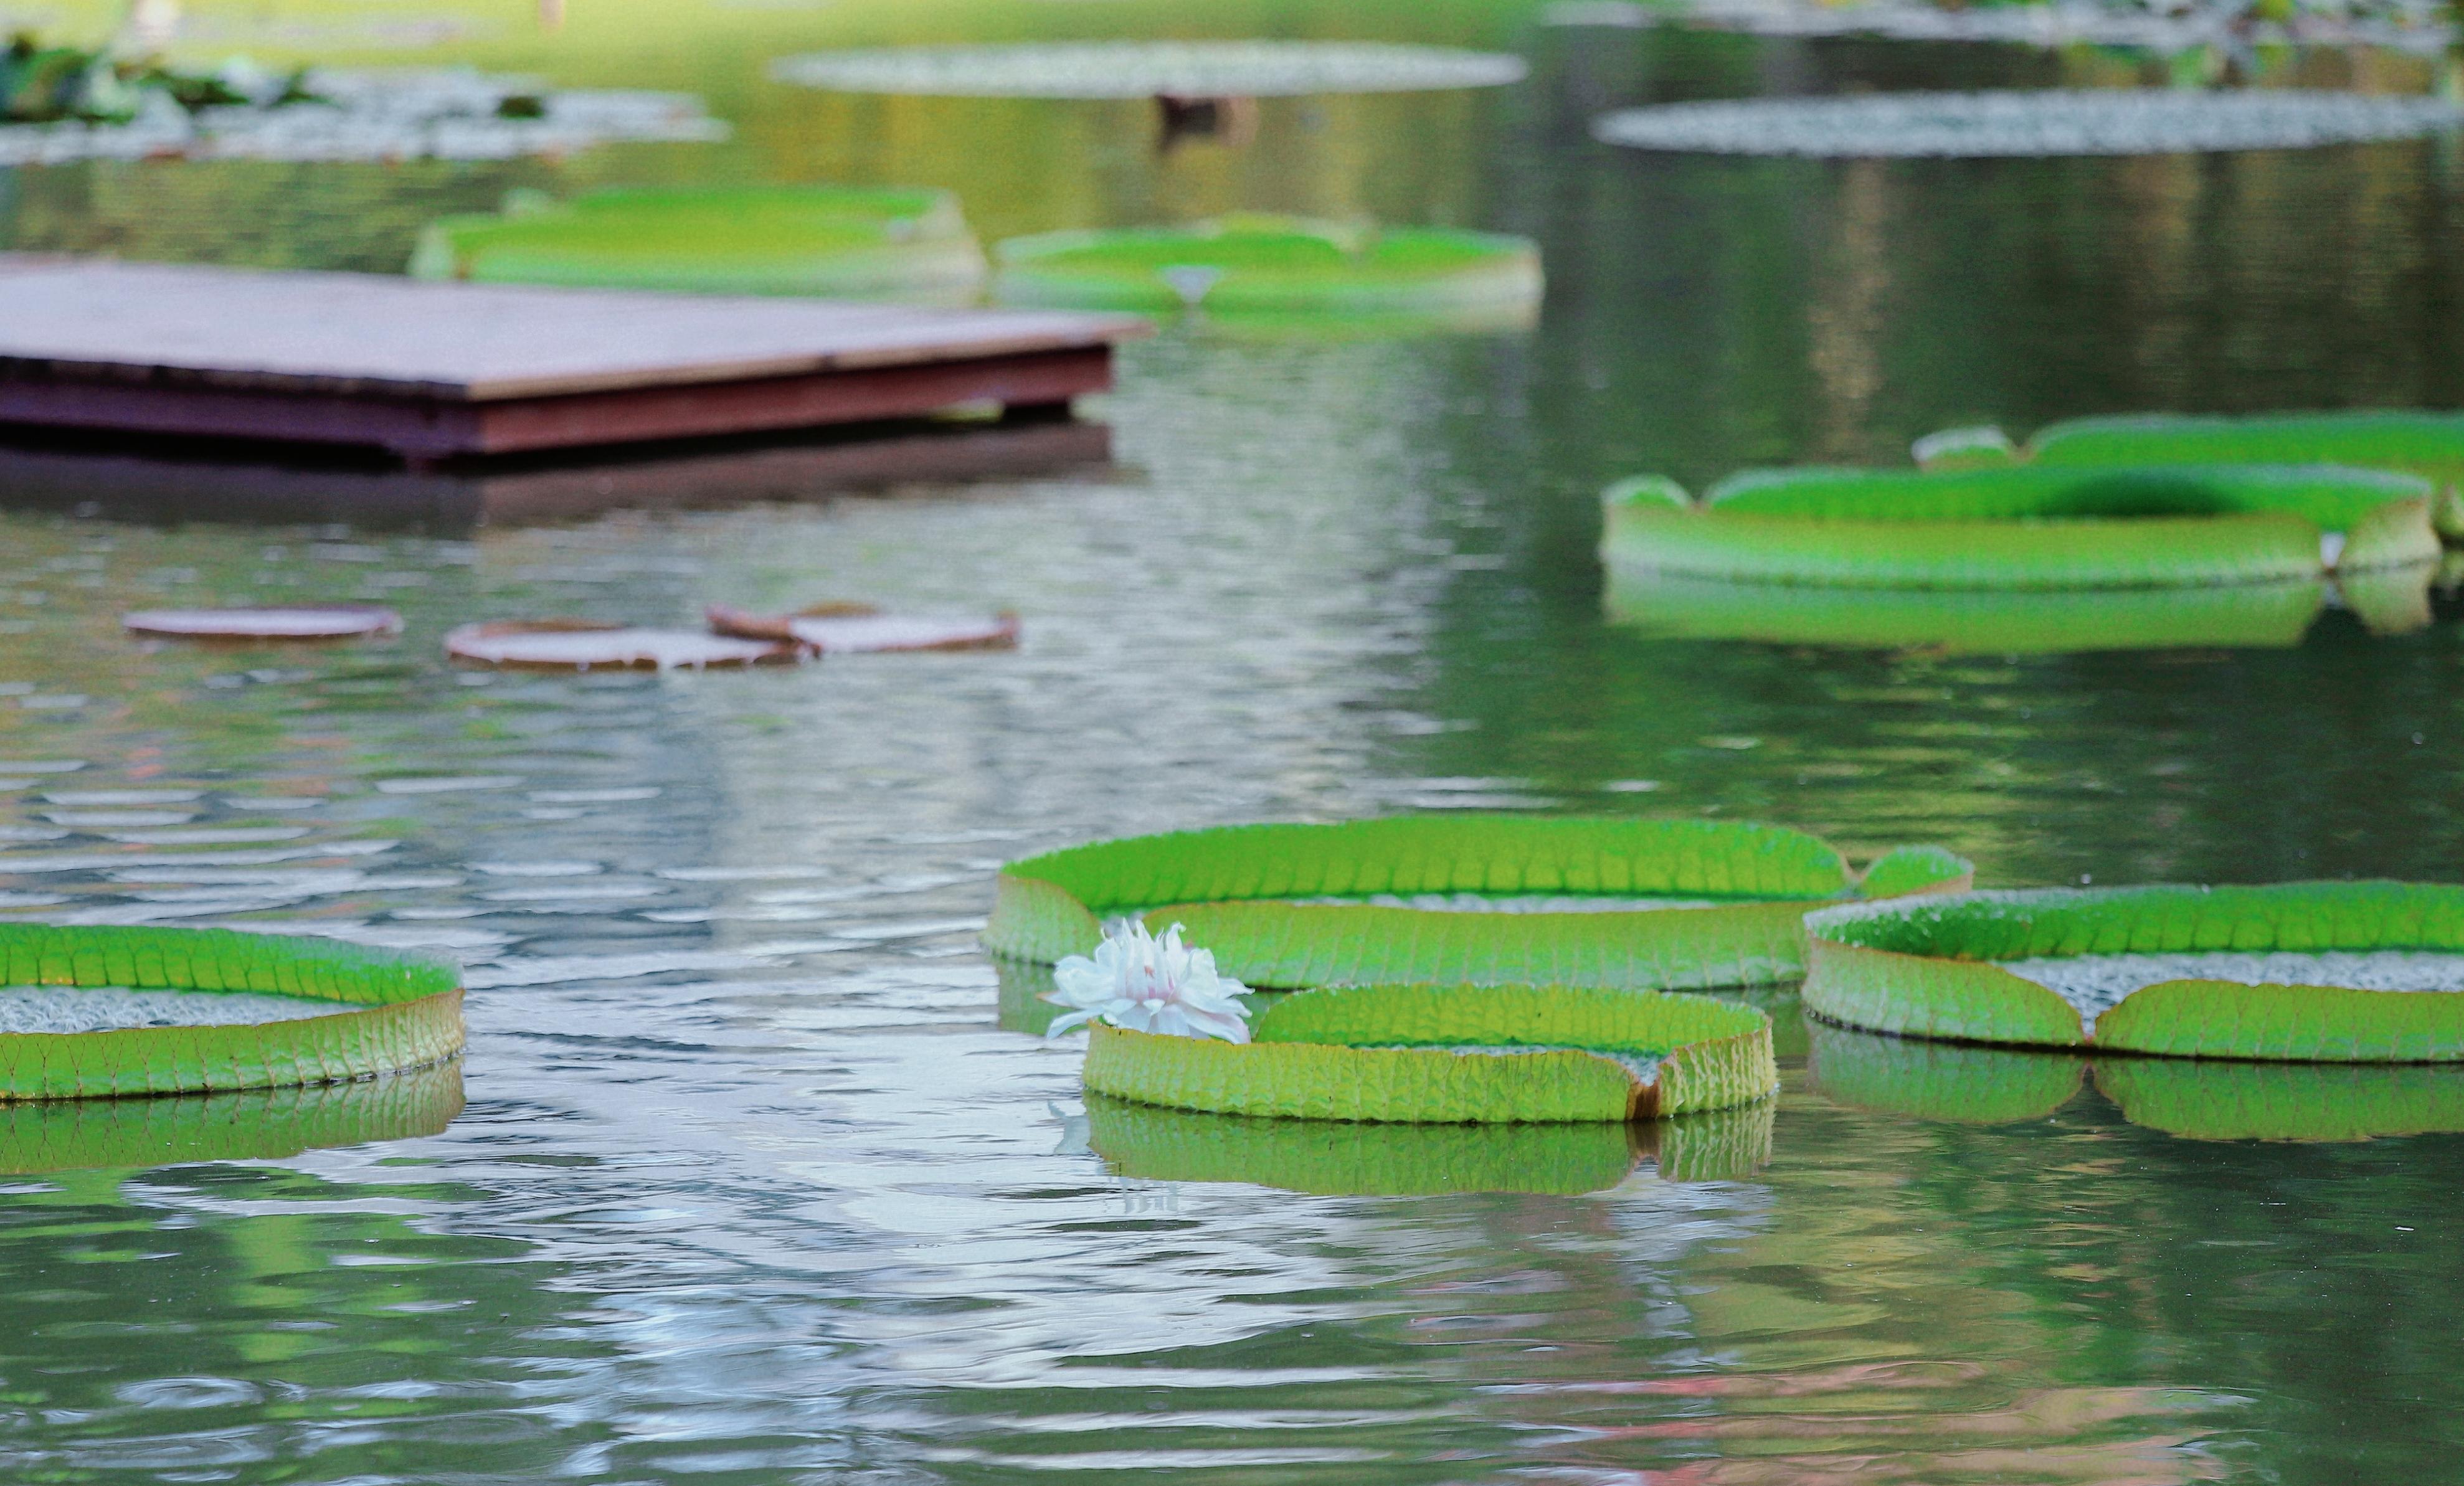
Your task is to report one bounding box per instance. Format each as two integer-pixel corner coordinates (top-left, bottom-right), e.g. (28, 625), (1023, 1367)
(0, 257), (1148, 462)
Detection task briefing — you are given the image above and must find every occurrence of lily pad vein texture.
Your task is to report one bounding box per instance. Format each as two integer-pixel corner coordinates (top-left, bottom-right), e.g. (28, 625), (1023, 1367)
(983, 816), (1974, 990)
(1599, 462), (2440, 589)
(2016, 409), (2464, 539)
(410, 185), (988, 298)
(0, 925), (463, 1099)
(1803, 883), (2464, 1061)
(1082, 982), (1778, 1122)
(992, 214), (1543, 316)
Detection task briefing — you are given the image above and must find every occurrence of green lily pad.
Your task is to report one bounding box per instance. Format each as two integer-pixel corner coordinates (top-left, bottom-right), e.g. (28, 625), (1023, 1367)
(410, 186), (988, 301)
(1083, 982), (1777, 1123)
(2026, 410), (2464, 537)
(1083, 1085), (1771, 1192)
(0, 924), (463, 1099)
(1805, 884), (2464, 1061)
(0, 1060), (463, 1173)
(985, 816), (1973, 990)
(1601, 464), (2440, 590)
(992, 214), (1543, 319)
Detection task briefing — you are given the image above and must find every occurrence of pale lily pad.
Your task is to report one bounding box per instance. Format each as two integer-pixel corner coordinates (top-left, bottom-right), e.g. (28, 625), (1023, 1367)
(705, 603), (1019, 654)
(772, 41), (1526, 99)
(445, 620), (800, 671)
(123, 605), (402, 640)
(1594, 89), (2464, 158)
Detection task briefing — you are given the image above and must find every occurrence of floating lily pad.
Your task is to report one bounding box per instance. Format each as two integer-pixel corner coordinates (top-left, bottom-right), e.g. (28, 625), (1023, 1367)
(444, 620), (800, 671)
(0, 924), (463, 1099)
(985, 816), (1972, 990)
(705, 602), (1019, 654)
(1084, 982), (1776, 1122)
(123, 605), (402, 640)
(1082, 1084), (1771, 1191)
(410, 186), (988, 301)
(1601, 463), (2440, 590)
(0, 67), (726, 167)
(0, 1060), (462, 1173)
(2021, 410), (2464, 539)
(1593, 89), (2464, 158)
(993, 214), (1543, 319)
(772, 41), (1527, 99)
(1804, 884), (2464, 1061)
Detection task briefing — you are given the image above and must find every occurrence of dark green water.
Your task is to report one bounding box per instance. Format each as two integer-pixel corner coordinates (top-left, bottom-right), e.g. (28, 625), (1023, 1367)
(3, 6), (2463, 1481)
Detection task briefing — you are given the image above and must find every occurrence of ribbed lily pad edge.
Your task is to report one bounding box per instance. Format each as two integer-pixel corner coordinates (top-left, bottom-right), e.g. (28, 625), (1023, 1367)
(1803, 884), (2464, 1062)
(0, 925), (468, 1099)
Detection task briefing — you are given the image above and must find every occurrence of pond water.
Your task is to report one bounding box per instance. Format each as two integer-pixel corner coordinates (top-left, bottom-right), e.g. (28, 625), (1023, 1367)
(6, 2), (2464, 1480)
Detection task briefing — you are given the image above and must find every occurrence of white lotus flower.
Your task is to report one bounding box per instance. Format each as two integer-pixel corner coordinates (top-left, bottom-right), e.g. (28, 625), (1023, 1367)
(1045, 919), (1253, 1043)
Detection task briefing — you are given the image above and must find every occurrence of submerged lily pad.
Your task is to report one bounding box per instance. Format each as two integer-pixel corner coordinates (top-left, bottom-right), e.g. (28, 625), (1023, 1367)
(0, 924), (463, 1099)
(984, 816), (1972, 990)
(0, 1060), (463, 1173)
(1083, 1084), (1771, 1191)
(1593, 89), (2464, 158)
(410, 186), (988, 301)
(444, 620), (800, 671)
(704, 603), (1019, 654)
(1601, 463), (2440, 590)
(1085, 982), (1776, 1123)
(772, 41), (1527, 99)
(993, 214), (1543, 319)
(1805, 884), (2464, 1061)
(123, 605), (402, 640)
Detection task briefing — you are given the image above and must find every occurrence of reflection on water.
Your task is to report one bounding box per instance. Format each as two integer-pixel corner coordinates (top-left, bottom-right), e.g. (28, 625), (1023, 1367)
(6, 1), (2464, 1480)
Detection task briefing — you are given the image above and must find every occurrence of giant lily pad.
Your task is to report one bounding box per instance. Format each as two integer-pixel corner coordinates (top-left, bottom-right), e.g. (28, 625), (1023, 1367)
(0, 924), (463, 1099)
(1804, 884), (2464, 1061)
(1082, 1084), (1771, 1191)
(1593, 89), (2464, 159)
(985, 816), (1973, 990)
(123, 605), (402, 640)
(993, 215), (1543, 319)
(705, 602), (1018, 654)
(1600, 464), (2439, 590)
(2017, 410), (2464, 539)
(410, 186), (988, 301)
(772, 42), (1527, 99)
(1084, 982), (1776, 1122)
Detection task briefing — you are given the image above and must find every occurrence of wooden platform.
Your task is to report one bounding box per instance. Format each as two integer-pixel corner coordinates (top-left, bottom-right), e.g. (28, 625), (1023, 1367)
(0, 257), (1148, 461)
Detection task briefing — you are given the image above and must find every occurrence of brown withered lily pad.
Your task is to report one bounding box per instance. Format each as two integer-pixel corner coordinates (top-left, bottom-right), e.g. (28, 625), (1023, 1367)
(707, 602), (1020, 655)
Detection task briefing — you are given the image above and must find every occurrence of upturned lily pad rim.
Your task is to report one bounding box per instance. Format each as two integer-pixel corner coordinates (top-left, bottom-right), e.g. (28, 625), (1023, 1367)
(984, 816), (1974, 965)
(1080, 982), (1778, 1123)
(0, 924), (465, 1100)
(1804, 883), (2464, 1062)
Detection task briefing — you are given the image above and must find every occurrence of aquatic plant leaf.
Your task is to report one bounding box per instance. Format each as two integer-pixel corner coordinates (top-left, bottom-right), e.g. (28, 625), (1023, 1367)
(986, 816), (1969, 987)
(2029, 409), (2464, 536)
(993, 215), (1542, 318)
(122, 605), (401, 640)
(1605, 570), (2332, 653)
(445, 621), (799, 671)
(0, 924), (463, 1099)
(1805, 883), (2464, 1061)
(773, 41), (1527, 100)
(1081, 983), (1775, 1122)
(412, 186), (987, 300)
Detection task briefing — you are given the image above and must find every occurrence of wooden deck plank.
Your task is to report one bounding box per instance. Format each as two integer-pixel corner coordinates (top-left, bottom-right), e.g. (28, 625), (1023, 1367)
(0, 257), (1147, 460)
(0, 258), (1145, 400)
